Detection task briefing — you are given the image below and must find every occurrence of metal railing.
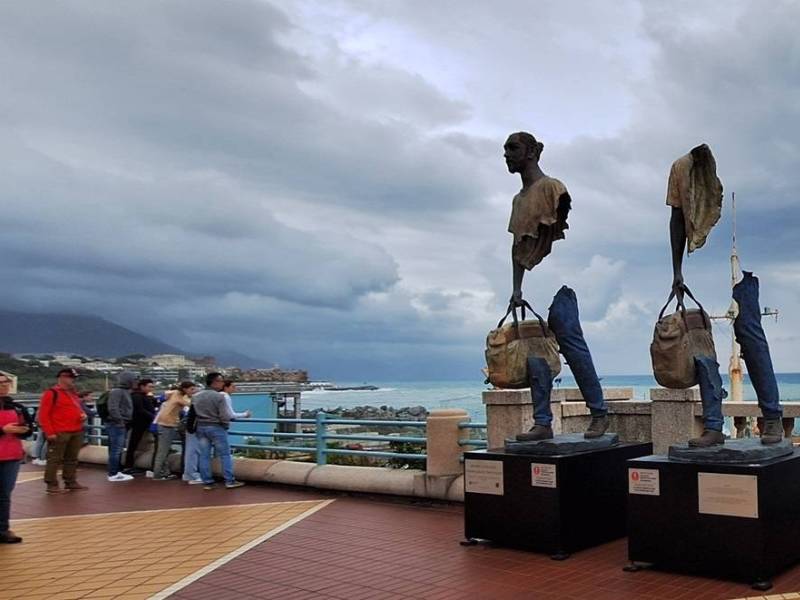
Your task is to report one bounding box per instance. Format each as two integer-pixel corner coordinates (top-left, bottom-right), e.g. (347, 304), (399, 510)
(458, 422), (488, 448)
(35, 412), (489, 467)
(228, 413), (429, 465)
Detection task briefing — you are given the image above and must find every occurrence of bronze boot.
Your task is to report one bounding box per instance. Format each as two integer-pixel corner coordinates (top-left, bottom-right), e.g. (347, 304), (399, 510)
(584, 415), (609, 439)
(761, 418), (783, 445)
(688, 429), (725, 448)
(516, 425), (553, 442)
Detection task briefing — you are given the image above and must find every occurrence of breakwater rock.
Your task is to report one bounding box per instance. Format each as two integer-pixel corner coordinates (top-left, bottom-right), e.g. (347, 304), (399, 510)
(302, 405), (428, 421)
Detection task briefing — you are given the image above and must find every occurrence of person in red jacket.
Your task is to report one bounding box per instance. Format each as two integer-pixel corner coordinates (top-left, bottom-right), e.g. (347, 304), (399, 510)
(37, 369), (88, 494)
(0, 373), (33, 543)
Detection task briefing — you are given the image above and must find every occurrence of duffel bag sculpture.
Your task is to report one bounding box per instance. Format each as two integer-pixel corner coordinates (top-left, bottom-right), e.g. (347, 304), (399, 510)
(650, 287), (716, 389)
(485, 301), (561, 389)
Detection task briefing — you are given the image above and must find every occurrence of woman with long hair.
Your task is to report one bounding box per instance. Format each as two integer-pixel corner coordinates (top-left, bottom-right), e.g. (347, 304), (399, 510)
(151, 381), (195, 480)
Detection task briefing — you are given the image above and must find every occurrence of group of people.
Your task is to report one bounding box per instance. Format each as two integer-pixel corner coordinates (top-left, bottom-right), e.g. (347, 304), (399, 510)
(0, 368), (251, 544)
(46, 369), (249, 490)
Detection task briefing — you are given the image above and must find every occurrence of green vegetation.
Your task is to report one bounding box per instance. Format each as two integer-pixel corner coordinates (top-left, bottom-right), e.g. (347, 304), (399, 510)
(0, 353), (108, 393)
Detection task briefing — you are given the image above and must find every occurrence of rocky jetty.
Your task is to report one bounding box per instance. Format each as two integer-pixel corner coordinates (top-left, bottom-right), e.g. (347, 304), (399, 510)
(302, 405), (428, 421)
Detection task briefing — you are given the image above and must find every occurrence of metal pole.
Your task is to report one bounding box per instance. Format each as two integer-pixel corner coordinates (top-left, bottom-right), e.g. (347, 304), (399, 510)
(315, 412), (327, 465)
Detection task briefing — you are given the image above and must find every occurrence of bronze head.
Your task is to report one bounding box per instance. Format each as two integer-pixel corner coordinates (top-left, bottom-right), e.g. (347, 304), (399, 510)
(504, 131), (544, 174)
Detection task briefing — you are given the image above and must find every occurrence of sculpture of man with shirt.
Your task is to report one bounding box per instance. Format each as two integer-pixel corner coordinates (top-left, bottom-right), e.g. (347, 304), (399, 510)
(504, 131), (609, 441)
(666, 144), (783, 447)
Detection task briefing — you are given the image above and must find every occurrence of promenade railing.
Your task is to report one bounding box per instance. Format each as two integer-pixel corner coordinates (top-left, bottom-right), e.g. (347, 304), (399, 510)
(74, 413), (489, 469)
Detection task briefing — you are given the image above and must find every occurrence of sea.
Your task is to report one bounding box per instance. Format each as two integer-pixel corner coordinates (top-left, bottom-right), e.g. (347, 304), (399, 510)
(231, 373), (800, 424)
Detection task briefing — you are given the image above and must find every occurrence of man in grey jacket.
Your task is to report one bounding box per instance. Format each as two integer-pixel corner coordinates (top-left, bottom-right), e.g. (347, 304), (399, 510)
(193, 372), (244, 490)
(106, 371), (136, 482)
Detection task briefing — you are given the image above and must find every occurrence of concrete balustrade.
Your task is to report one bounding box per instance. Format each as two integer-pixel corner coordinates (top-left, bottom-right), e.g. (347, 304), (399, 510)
(482, 387), (638, 448)
(425, 408), (470, 476)
(483, 387), (798, 455)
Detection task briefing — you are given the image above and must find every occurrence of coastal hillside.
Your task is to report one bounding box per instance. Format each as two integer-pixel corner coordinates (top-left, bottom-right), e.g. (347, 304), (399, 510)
(0, 310), (180, 357)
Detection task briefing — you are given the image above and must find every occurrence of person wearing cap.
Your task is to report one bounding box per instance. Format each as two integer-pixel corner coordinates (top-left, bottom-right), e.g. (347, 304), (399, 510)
(0, 373), (34, 543)
(37, 368), (88, 494)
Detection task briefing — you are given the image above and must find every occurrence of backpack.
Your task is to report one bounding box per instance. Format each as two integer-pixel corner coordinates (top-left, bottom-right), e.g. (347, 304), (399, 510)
(485, 301), (561, 389)
(185, 405), (198, 434)
(650, 287), (717, 389)
(95, 391), (111, 421)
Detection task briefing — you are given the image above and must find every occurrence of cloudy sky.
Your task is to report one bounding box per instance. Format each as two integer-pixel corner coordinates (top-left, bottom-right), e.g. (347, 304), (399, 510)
(1, 1), (798, 380)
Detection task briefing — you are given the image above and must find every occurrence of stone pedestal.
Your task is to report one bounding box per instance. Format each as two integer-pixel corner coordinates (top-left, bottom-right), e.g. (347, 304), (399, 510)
(482, 387), (638, 449)
(650, 387), (703, 455)
(482, 389), (537, 449)
(628, 450), (800, 588)
(464, 442), (652, 556)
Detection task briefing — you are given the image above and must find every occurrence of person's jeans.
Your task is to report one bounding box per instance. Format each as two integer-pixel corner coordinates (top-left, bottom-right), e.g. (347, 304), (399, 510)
(733, 272), (782, 420)
(182, 432), (201, 481)
(106, 423), (128, 476)
(124, 424), (150, 470)
(695, 355), (727, 431)
(528, 356), (555, 427)
(196, 424), (234, 484)
(32, 430), (48, 460)
(152, 425), (178, 478)
(0, 460), (21, 533)
(45, 431), (83, 485)
(531, 286), (607, 427)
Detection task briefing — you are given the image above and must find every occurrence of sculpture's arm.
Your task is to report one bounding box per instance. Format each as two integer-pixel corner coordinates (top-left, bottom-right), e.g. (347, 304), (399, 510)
(669, 206), (687, 304)
(511, 254), (525, 306)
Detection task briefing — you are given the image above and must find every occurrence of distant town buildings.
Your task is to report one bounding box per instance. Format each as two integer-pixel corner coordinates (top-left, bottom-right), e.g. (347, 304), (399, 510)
(9, 352), (307, 386)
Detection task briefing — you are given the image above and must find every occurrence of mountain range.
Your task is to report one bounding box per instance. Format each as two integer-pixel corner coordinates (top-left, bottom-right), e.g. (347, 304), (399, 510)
(0, 310), (265, 367)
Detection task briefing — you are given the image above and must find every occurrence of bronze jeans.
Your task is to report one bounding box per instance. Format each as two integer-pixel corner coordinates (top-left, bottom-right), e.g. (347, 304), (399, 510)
(45, 431), (83, 485)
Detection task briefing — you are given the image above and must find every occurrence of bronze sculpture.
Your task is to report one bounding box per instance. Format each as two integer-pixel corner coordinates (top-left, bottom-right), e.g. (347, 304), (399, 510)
(504, 132), (609, 441)
(664, 144), (783, 447)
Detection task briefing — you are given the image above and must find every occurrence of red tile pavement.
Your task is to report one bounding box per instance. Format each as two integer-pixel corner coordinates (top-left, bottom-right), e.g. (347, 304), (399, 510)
(10, 464), (800, 599)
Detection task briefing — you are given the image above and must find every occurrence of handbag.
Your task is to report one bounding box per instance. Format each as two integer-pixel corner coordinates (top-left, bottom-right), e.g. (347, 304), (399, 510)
(485, 300), (561, 389)
(650, 286), (716, 389)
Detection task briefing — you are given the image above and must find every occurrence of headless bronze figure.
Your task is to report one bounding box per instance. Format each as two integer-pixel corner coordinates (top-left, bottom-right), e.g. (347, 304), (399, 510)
(666, 144), (783, 447)
(504, 132), (609, 441)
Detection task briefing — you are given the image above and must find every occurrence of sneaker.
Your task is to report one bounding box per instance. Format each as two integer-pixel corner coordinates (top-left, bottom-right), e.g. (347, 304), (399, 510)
(107, 473), (134, 482)
(154, 474), (178, 481)
(516, 425), (554, 442)
(65, 482), (89, 491)
(187, 478), (204, 485)
(0, 531), (22, 544)
(203, 483), (217, 491)
(31, 459), (47, 466)
(225, 480), (245, 489)
(145, 470), (154, 479)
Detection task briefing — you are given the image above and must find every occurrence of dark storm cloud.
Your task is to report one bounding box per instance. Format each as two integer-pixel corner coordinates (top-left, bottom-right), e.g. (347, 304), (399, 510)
(1, 0), (799, 378)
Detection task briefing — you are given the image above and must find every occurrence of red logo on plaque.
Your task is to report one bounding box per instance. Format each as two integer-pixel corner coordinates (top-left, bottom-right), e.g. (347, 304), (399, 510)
(631, 471), (640, 481)
(533, 466), (540, 475)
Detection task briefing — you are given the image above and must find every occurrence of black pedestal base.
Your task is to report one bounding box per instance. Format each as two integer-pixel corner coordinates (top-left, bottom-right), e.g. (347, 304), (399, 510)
(463, 442), (652, 556)
(627, 450), (800, 587)
(505, 432), (619, 455)
(668, 438), (793, 463)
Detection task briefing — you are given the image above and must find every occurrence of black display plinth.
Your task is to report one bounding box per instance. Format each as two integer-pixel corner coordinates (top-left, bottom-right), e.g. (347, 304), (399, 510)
(463, 442), (652, 558)
(627, 451), (800, 588)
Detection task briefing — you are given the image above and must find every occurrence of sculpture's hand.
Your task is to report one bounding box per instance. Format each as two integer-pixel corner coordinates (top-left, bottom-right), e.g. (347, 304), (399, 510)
(671, 274), (686, 308)
(509, 290), (524, 308)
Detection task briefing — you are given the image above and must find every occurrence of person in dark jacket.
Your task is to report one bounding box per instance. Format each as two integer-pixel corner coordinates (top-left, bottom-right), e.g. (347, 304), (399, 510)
(0, 373), (33, 543)
(124, 378), (156, 473)
(106, 371), (137, 482)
